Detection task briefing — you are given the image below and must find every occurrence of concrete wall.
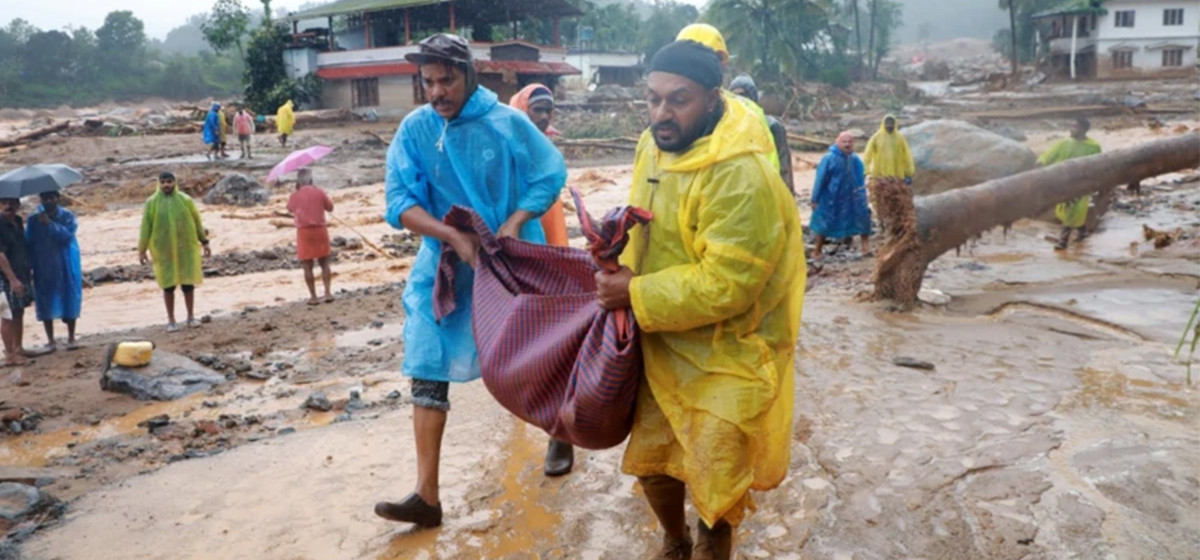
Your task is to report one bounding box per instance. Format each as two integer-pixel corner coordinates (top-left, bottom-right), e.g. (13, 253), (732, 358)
(1099, 0), (1200, 42)
(561, 52), (640, 89)
(378, 76), (417, 113)
(283, 48), (320, 79)
(321, 80), (352, 111)
(1096, 38), (1199, 77)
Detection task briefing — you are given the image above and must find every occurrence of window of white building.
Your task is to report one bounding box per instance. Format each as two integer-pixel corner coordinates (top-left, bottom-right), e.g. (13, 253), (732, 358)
(1163, 9), (1184, 26)
(1162, 49), (1184, 68)
(1113, 51), (1134, 69)
(1114, 10), (1136, 27)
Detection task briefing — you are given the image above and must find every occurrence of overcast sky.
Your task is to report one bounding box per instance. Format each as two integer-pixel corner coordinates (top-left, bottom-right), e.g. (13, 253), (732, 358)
(7, 0), (711, 41)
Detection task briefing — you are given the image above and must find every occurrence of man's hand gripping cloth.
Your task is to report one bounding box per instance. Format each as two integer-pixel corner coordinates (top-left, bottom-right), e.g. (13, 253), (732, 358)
(432, 190), (652, 449)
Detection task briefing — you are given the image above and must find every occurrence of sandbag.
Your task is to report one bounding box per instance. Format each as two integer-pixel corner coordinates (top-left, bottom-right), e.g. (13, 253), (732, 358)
(433, 192), (651, 449)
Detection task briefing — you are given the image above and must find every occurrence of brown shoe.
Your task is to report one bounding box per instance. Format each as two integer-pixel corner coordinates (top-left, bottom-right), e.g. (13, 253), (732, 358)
(544, 439), (574, 477)
(656, 530), (693, 560)
(374, 493), (442, 527)
(693, 521), (732, 560)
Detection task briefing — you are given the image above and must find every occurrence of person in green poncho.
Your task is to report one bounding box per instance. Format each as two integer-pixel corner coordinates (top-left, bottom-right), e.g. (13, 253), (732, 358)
(138, 171), (211, 333)
(1037, 118), (1102, 250)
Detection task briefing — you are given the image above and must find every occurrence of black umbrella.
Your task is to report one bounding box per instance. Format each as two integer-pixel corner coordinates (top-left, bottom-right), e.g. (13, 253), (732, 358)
(0, 164), (84, 199)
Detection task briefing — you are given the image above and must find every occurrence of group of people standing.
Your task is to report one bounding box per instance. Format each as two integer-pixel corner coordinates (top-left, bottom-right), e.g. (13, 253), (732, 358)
(0, 190), (83, 365)
(374, 26), (804, 560)
(136, 168), (337, 332)
(201, 99), (297, 161)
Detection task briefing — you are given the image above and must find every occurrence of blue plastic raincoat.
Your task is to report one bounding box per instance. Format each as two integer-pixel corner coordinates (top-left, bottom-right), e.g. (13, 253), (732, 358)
(385, 86), (567, 383)
(203, 103), (221, 146)
(26, 206), (83, 322)
(810, 145), (871, 239)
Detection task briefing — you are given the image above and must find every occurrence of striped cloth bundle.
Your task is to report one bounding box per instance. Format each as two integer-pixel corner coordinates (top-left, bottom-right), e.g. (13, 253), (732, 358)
(433, 192), (652, 449)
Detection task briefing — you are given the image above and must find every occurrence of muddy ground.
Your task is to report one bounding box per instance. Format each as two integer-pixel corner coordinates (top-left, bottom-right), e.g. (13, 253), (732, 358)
(1, 76), (1198, 560)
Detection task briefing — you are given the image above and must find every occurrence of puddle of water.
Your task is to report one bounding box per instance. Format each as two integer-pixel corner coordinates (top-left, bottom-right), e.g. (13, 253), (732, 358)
(0, 394), (207, 467)
(975, 252), (1033, 264)
(378, 419), (562, 559)
(1067, 368), (1192, 420)
(1029, 287), (1198, 343)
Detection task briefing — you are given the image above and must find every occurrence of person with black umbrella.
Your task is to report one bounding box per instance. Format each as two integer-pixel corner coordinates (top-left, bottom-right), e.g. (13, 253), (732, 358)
(0, 197), (32, 365)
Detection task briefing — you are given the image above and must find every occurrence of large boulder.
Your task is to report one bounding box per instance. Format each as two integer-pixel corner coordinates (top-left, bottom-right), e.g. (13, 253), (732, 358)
(204, 173), (270, 207)
(101, 351), (227, 401)
(906, 120), (1037, 196)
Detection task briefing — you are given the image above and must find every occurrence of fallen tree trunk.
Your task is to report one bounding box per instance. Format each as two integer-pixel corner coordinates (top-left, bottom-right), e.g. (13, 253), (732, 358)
(0, 120), (69, 148)
(875, 133), (1200, 304)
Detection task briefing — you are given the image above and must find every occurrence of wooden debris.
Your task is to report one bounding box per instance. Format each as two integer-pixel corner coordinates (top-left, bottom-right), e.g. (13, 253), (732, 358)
(0, 120), (69, 148)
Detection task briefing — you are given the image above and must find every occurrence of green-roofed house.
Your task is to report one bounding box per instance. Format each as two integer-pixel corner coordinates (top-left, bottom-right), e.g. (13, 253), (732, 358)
(281, 0), (584, 114)
(1031, 0), (1198, 79)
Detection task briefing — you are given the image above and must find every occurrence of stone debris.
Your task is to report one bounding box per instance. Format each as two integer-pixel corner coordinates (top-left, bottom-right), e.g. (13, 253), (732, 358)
(203, 173), (271, 207)
(101, 352), (227, 401)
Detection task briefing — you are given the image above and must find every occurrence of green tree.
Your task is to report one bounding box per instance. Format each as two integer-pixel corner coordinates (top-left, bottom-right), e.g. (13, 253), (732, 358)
(23, 30), (74, 85)
(639, 1), (698, 60)
(706, 0), (834, 80)
(202, 0), (250, 57)
(96, 11), (148, 74)
(69, 27), (99, 86)
(865, 0), (901, 78)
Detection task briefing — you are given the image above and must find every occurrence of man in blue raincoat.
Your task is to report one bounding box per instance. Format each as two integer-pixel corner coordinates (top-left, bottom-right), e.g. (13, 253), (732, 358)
(202, 103), (222, 161)
(810, 131), (872, 261)
(26, 190), (82, 351)
(374, 33), (567, 528)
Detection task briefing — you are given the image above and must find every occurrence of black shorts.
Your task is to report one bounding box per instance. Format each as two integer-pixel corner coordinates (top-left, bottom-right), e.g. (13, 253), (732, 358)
(411, 378), (450, 411)
(0, 275), (32, 313)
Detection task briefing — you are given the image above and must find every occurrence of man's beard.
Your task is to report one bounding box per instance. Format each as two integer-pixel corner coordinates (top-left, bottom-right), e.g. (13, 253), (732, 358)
(652, 116), (709, 153)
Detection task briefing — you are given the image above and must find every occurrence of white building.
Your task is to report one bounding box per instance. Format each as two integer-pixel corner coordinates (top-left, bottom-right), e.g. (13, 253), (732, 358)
(1033, 0), (1199, 79)
(560, 51), (642, 89)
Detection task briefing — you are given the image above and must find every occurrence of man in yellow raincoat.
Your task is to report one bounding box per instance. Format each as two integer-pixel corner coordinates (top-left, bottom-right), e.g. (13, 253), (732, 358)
(1038, 117), (1102, 250)
(138, 171), (211, 333)
(862, 114), (915, 182)
(276, 99), (296, 147)
(676, 24), (781, 175)
(596, 40), (806, 560)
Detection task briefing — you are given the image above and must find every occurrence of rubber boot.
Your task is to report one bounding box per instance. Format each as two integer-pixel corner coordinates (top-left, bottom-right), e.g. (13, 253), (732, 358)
(640, 475), (692, 560)
(693, 520), (732, 560)
(543, 439), (574, 477)
(1054, 226), (1071, 250)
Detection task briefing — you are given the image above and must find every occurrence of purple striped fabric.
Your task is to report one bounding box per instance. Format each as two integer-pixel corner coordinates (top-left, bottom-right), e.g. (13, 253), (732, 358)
(432, 195), (652, 449)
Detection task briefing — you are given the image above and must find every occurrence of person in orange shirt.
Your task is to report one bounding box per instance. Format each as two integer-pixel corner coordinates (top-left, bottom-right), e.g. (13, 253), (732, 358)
(509, 84), (569, 249)
(507, 83), (575, 476)
(232, 106), (255, 160)
(287, 168), (335, 305)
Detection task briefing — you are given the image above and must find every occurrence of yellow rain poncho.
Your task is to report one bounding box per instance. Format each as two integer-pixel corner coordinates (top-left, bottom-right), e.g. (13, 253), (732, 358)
(1038, 137), (1102, 228)
(137, 184), (207, 289)
(276, 100), (295, 135)
(620, 95), (807, 527)
(862, 114), (915, 179)
(218, 108), (228, 143)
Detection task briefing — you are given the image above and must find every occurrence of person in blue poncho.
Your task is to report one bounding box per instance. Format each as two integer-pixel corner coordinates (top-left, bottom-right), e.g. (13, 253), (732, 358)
(25, 190), (82, 351)
(810, 131), (872, 261)
(202, 102), (222, 161)
(374, 33), (567, 528)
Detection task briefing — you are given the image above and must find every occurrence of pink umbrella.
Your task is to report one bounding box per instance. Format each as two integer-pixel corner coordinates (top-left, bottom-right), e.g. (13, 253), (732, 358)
(266, 145), (334, 183)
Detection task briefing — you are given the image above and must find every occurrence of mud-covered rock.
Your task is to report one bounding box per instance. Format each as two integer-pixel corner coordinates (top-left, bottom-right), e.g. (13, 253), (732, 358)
(101, 352), (227, 401)
(0, 483), (62, 534)
(905, 120), (1037, 196)
(302, 392), (333, 412)
(204, 173), (270, 207)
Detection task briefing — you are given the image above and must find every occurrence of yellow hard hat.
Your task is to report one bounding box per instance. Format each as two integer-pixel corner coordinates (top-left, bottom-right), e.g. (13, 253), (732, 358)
(676, 23), (729, 61)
